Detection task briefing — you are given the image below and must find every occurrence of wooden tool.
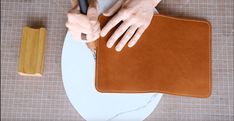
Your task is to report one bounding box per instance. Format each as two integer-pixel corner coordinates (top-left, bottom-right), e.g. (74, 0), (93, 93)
(18, 26), (46, 76)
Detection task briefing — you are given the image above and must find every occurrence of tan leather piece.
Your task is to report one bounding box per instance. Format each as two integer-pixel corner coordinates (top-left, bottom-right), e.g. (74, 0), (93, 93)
(96, 14), (212, 98)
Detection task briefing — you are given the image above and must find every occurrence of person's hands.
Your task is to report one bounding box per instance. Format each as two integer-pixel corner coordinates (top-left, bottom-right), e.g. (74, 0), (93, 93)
(101, 0), (161, 52)
(66, 0), (100, 42)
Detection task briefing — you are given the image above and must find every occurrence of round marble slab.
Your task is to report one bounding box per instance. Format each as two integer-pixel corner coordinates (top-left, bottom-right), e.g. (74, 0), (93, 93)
(62, 32), (162, 121)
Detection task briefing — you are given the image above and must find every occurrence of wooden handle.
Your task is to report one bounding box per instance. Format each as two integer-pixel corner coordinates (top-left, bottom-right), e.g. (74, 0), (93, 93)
(86, 41), (97, 53)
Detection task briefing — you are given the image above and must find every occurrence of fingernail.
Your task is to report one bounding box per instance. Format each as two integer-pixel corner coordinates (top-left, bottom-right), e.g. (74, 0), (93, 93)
(115, 46), (121, 52)
(107, 38), (115, 48)
(128, 42), (133, 48)
(101, 32), (106, 37)
(107, 42), (112, 48)
(103, 12), (110, 16)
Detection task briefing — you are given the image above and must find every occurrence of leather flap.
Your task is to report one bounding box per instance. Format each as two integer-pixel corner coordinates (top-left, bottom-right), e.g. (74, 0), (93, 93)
(96, 14), (212, 98)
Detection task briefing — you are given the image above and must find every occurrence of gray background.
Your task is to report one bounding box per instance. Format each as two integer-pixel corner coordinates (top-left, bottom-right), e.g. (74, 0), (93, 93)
(1, 0), (233, 121)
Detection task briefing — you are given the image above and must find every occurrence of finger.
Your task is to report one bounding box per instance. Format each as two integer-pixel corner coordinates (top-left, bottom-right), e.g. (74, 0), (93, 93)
(100, 12), (123, 37)
(69, 29), (97, 43)
(86, 41), (97, 52)
(93, 21), (100, 32)
(87, 21), (100, 41)
(128, 26), (146, 47)
(70, 30), (97, 43)
(66, 22), (92, 34)
(87, 0), (99, 23)
(103, 0), (123, 16)
(87, 31), (100, 42)
(86, 32), (99, 42)
(115, 25), (138, 51)
(86, 23), (100, 42)
(106, 20), (132, 48)
(65, 22), (92, 34)
(93, 31), (100, 40)
(67, 13), (91, 28)
(69, 29), (81, 40)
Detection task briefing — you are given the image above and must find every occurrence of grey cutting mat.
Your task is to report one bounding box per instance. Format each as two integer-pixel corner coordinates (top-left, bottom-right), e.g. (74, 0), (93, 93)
(1, 0), (233, 121)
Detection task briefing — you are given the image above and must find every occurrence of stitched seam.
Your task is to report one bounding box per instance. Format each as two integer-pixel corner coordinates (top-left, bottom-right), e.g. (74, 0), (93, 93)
(96, 15), (212, 98)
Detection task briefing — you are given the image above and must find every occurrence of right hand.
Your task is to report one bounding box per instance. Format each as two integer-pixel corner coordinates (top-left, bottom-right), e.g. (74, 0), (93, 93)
(65, 0), (100, 42)
(101, 0), (161, 52)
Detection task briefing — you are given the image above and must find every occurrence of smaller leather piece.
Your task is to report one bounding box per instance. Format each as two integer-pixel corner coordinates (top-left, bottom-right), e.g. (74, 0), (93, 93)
(18, 26), (46, 76)
(96, 14), (212, 98)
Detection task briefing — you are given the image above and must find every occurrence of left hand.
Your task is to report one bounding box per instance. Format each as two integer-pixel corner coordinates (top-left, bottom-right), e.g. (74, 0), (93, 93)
(66, 0), (100, 42)
(100, 0), (161, 52)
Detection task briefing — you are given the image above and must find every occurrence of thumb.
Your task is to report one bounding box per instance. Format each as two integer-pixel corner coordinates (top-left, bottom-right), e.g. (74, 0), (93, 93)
(87, 0), (99, 23)
(103, 0), (123, 16)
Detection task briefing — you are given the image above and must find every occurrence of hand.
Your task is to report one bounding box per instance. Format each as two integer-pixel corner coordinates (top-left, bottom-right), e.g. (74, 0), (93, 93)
(66, 0), (100, 42)
(101, 0), (161, 52)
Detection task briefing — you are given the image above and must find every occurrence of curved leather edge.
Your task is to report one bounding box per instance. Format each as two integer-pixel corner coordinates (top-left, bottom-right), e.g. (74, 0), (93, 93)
(95, 14), (212, 98)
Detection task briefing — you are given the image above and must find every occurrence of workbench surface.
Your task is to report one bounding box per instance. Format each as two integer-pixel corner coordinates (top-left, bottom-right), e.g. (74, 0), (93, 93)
(1, 0), (233, 121)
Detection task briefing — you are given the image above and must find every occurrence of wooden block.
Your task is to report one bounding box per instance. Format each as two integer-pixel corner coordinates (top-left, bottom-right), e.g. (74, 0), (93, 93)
(18, 26), (46, 77)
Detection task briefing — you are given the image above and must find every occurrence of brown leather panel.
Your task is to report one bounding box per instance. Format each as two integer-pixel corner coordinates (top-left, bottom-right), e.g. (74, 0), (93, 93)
(96, 14), (212, 98)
